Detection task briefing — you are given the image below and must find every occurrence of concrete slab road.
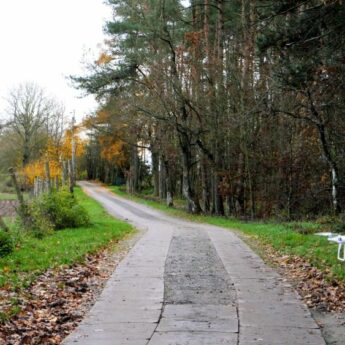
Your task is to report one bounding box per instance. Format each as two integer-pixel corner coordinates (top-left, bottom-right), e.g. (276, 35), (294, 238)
(62, 182), (325, 345)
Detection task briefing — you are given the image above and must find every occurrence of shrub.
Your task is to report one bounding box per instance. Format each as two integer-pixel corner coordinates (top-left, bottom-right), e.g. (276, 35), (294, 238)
(316, 215), (337, 225)
(21, 189), (90, 238)
(330, 213), (345, 234)
(26, 202), (54, 239)
(38, 189), (89, 230)
(332, 223), (345, 233)
(315, 214), (345, 234)
(0, 231), (13, 257)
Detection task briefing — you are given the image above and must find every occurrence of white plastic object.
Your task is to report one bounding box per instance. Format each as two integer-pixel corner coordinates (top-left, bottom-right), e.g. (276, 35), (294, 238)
(315, 232), (335, 238)
(328, 236), (345, 262)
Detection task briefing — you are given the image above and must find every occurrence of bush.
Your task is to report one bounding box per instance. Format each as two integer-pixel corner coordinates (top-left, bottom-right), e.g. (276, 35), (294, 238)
(332, 223), (345, 233)
(38, 189), (90, 230)
(329, 213), (345, 234)
(315, 214), (345, 234)
(26, 202), (54, 238)
(0, 231), (13, 257)
(316, 215), (337, 225)
(20, 189), (90, 238)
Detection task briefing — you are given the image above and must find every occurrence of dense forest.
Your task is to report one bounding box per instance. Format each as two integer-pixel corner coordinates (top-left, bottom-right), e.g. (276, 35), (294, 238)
(2, 0), (345, 220)
(72, 0), (345, 219)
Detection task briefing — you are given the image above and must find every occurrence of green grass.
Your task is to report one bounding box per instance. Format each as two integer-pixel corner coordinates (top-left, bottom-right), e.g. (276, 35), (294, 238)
(0, 193), (17, 201)
(0, 192), (29, 201)
(0, 187), (134, 289)
(108, 185), (344, 282)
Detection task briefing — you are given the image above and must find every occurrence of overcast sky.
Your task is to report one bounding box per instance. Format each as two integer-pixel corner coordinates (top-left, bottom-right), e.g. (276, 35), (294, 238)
(0, 0), (111, 122)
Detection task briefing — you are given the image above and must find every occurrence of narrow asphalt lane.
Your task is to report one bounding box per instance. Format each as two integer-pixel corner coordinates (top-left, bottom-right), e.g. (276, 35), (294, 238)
(62, 182), (325, 345)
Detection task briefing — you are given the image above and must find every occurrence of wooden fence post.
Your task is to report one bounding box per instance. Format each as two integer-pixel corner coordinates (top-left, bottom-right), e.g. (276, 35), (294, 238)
(36, 177), (42, 196)
(45, 162), (52, 194)
(34, 177), (38, 197)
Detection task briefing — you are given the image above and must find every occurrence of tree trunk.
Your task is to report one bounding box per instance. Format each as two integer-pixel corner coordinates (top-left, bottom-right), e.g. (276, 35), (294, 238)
(164, 158), (174, 207)
(129, 145), (139, 194)
(212, 170), (224, 216)
(159, 155), (167, 200)
(22, 129), (30, 166)
(68, 160), (74, 193)
(317, 123), (341, 215)
(152, 151), (160, 197)
(235, 153), (245, 216)
(8, 167), (30, 226)
(200, 158), (211, 213)
(179, 133), (201, 213)
(308, 90), (341, 215)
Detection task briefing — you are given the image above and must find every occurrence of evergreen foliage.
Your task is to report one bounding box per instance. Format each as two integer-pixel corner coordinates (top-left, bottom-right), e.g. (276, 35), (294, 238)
(73, 0), (345, 219)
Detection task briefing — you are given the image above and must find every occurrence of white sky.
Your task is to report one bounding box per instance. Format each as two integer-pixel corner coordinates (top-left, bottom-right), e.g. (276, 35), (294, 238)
(0, 0), (111, 123)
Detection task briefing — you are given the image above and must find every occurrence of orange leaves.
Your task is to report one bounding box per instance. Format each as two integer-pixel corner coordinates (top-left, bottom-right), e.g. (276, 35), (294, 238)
(82, 106), (129, 170)
(96, 52), (113, 66)
(99, 137), (127, 168)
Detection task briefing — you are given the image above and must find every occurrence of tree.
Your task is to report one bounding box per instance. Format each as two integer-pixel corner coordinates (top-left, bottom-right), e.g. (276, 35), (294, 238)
(71, 0), (345, 219)
(257, 0), (345, 214)
(5, 82), (64, 167)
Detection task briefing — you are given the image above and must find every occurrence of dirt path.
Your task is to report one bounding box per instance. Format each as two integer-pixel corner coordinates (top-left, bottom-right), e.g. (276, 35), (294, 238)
(63, 182), (325, 345)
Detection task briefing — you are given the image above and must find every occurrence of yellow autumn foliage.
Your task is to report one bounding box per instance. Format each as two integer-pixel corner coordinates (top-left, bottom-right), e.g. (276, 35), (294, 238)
(60, 129), (85, 160)
(21, 127), (86, 185)
(99, 136), (127, 168)
(22, 159), (62, 185)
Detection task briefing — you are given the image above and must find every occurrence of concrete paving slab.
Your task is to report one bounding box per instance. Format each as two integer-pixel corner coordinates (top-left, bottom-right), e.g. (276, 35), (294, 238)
(157, 317), (238, 333)
(85, 308), (161, 324)
(239, 305), (319, 329)
(63, 184), (174, 345)
(207, 227), (326, 345)
(63, 182), (326, 345)
(148, 331), (238, 345)
(163, 304), (238, 320)
(239, 325), (325, 345)
(64, 322), (156, 345)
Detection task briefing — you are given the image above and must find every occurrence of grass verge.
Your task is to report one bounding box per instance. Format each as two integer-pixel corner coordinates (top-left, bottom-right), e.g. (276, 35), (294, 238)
(108, 185), (344, 282)
(0, 192), (29, 201)
(0, 193), (18, 201)
(0, 187), (134, 290)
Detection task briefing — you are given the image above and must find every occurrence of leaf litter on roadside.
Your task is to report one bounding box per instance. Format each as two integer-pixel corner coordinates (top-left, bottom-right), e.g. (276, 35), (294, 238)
(0, 248), (128, 345)
(249, 237), (345, 312)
